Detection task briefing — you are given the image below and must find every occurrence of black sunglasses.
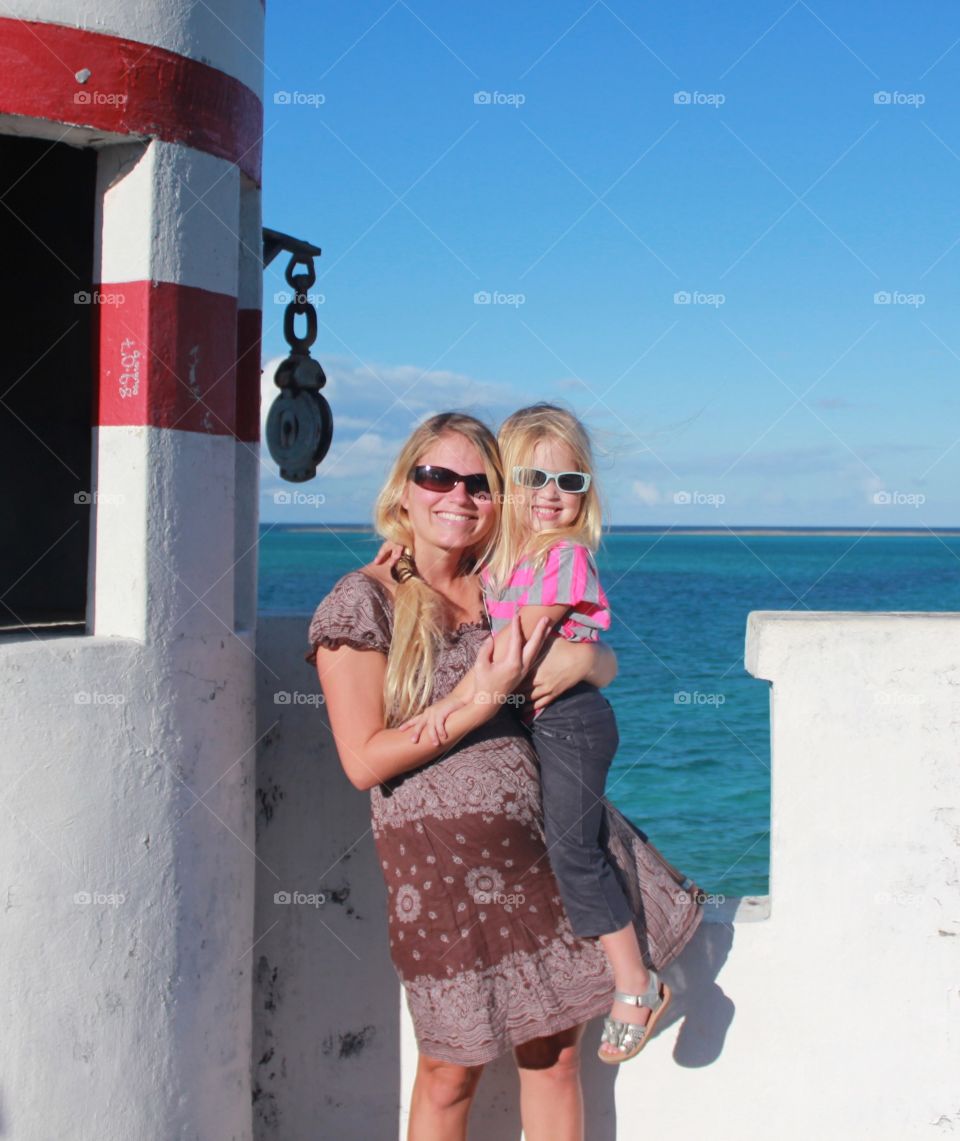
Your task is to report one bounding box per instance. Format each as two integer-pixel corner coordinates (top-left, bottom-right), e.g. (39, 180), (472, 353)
(410, 465), (492, 499)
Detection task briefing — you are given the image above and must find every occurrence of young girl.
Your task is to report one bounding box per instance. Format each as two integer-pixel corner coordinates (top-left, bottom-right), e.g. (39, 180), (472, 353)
(400, 403), (672, 1063)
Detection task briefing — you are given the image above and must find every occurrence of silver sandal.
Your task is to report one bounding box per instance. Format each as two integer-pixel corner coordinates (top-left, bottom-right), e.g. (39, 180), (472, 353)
(597, 968), (672, 1064)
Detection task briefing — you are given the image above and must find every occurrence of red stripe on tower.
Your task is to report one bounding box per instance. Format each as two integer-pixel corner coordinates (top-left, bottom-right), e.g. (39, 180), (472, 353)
(0, 18), (262, 183)
(92, 282), (241, 436)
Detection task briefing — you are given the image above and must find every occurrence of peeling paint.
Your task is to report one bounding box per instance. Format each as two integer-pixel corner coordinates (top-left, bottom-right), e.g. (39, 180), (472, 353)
(255, 954), (281, 1013)
(256, 781), (284, 830)
(320, 1025), (375, 1060)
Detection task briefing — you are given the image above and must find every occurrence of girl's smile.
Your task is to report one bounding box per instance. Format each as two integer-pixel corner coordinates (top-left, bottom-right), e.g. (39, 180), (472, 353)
(525, 440), (585, 531)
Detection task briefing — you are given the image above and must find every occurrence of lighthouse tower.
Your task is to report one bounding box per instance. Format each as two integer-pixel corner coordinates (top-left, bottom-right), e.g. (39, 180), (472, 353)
(0, 3), (265, 1137)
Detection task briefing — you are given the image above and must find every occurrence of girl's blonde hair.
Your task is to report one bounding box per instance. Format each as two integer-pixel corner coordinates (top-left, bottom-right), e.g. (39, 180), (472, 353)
(373, 412), (503, 727)
(487, 403), (602, 590)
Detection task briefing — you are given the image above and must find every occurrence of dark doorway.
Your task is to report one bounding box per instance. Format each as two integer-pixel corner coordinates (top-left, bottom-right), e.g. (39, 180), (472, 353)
(0, 135), (97, 633)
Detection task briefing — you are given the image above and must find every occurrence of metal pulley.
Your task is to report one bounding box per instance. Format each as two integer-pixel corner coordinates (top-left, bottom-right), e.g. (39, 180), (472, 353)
(262, 228), (333, 482)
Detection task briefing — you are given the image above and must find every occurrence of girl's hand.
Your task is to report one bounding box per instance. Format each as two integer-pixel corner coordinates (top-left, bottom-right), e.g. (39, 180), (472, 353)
(474, 612), (551, 713)
(399, 694), (467, 746)
(521, 638), (617, 712)
(373, 540), (405, 568)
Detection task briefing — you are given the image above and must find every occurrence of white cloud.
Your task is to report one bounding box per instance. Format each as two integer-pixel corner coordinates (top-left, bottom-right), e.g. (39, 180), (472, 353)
(631, 480), (661, 505)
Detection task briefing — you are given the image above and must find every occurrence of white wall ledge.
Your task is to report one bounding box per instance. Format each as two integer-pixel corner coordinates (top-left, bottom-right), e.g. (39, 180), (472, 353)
(746, 609), (960, 681)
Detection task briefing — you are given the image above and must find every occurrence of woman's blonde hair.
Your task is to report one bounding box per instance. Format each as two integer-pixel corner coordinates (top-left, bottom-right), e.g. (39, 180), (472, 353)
(487, 403), (602, 590)
(373, 412), (503, 727)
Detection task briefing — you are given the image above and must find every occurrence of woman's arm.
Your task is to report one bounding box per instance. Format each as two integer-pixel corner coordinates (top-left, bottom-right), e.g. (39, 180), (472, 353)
(316, 612), (550, 791)
(397, 603), (571, 744)
(522, 637), (618, 712)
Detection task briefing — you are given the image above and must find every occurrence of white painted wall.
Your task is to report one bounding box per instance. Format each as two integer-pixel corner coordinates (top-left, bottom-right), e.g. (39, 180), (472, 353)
(0, 629), (257, 1140)
(254, 612), (960, 1141)
(95, 141), (241, 297)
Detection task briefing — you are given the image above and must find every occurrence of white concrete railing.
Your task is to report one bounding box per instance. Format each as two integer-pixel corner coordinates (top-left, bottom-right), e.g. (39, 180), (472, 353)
(255, 611), (960, 1140)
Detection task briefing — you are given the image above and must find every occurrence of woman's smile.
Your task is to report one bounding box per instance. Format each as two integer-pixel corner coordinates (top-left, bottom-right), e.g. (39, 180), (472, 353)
(401, 434), (496, 555)
(433, 508), (477, 526)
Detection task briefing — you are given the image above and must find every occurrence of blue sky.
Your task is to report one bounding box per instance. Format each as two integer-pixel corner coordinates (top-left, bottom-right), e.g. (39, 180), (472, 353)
(258, 1), (960, 526)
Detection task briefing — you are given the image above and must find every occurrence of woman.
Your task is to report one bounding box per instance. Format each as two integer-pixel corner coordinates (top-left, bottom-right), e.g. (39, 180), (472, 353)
(306, 412), (702, 1140)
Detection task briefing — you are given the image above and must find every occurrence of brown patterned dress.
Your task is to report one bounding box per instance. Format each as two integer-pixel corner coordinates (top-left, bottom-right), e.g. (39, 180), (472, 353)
(306, 570), (702, 1066)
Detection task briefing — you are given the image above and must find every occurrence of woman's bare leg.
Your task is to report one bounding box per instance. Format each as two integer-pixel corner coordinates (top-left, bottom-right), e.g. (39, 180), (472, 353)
(597, 921), (652, 1058)
(407, 1053), (485, 1141)
(514, 1023), (585, 1141)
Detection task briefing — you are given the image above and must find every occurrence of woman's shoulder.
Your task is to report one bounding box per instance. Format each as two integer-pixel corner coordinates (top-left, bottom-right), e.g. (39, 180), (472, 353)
(337, 565), (396, 600)
(304, 567), (394, 664)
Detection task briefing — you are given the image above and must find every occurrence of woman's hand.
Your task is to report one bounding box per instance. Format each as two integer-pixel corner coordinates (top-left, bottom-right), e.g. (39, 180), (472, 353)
(521, 638), (618, 712)
(474, 612), (551, 714)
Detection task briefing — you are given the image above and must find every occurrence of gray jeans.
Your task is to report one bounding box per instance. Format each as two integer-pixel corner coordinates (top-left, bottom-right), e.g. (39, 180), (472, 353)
(529, 682), (634, 939)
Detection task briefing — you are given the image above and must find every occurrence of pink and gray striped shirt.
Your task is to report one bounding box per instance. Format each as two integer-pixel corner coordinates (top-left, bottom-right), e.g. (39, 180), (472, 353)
(481, 541), (611, 642)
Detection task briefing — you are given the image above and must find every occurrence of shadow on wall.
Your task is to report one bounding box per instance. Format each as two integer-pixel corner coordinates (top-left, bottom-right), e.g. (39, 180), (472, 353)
(468, 919), (735, 1141)
(253, 616), (735, 1140)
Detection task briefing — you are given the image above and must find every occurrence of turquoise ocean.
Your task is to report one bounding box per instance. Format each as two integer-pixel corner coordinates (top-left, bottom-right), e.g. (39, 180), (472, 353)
(260, 527), (960, 899)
